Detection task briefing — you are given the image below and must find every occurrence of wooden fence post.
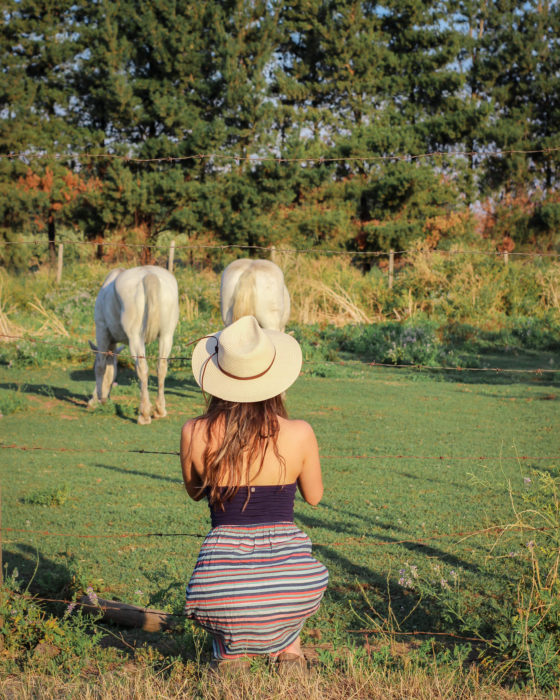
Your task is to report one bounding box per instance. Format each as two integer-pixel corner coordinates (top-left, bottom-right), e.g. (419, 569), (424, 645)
(168, 240), (175, 272)
(0, 485), (3, 587)
(503, 251), (509, 265)
(388, 249), (394, 289)
(56, 243), (63, 284)
(270, 245), (277, 264)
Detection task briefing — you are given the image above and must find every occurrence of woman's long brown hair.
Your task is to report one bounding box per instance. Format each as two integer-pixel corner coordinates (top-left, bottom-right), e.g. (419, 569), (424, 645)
(196, 395), (288, 509)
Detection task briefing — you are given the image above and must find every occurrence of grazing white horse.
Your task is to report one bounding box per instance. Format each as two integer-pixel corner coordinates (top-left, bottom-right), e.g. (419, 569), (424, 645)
(89, 265), (179, 425)
(220, 259), (290, 331)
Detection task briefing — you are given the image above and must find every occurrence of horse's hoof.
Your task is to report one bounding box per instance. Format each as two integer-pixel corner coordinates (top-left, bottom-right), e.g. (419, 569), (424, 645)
(153, 409), (167, 419)
(88, 398), (98, 408)
(137, 414), (152, 425)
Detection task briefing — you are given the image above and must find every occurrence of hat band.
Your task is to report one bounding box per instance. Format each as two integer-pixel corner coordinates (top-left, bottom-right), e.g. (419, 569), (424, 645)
(216, 348), (277, 381)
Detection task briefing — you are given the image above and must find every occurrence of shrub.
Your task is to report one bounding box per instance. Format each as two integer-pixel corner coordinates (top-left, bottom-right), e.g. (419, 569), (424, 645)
(23, 484), (70, 507)
(0, 386), (28, 415)
(0, 569), (103, 674)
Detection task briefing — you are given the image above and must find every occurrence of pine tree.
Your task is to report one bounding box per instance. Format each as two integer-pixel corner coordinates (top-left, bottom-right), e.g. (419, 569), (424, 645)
(466, 0), (560, 247)
(0, 0), (87, 259)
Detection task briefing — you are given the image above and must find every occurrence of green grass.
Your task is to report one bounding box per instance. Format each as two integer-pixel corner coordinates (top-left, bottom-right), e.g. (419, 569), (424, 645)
(1, 358), (558, 663)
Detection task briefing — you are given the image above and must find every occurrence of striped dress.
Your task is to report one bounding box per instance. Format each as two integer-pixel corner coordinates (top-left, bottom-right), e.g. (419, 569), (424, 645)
(184, 483), (328, 659)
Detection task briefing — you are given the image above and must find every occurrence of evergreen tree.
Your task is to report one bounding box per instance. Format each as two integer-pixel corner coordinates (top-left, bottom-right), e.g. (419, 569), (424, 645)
(0, 0), (87, 258)
(466, 0), (560, 247)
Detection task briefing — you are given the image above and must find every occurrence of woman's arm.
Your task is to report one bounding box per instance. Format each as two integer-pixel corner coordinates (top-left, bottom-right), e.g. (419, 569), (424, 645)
(180, 420), (205, 501)
(296, 421), (324, 506)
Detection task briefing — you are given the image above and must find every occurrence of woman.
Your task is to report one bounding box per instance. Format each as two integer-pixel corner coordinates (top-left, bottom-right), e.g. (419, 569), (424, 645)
(180, 315), (328, 669)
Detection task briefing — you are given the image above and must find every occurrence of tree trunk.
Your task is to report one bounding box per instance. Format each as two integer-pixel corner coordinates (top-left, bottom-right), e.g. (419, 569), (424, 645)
(48, 213), (56, 264)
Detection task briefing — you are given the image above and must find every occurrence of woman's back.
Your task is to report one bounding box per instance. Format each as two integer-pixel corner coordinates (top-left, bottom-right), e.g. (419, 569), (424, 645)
(183, 414), (323, 505)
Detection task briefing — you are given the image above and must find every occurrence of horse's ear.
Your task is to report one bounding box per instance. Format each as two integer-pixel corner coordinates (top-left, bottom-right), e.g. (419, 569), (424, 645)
(88, 340), (98, 351)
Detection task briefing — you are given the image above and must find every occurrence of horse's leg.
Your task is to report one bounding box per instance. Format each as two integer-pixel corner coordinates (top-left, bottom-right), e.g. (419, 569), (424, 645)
(153, 332), (173, 419)
(99, 342), (117, 399)
(130, 336), (152, 425)
(88, 332), (113, 406)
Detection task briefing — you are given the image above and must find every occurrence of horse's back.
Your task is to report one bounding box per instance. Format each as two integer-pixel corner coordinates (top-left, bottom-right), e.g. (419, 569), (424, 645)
(97, 266), (178, 343)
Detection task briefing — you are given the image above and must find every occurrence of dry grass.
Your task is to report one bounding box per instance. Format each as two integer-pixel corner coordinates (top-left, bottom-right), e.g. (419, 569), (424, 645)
(0, 662), (547, 700)
(280, 254), (383, 326)
(179, 293), (199, 322)
(537, 266), (560, 311)
(0, 274), (25, 342)
(27, 296), (69, 337)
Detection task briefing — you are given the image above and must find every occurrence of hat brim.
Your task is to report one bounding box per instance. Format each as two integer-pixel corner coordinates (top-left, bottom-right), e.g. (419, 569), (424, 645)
(191, 329), (302, 403)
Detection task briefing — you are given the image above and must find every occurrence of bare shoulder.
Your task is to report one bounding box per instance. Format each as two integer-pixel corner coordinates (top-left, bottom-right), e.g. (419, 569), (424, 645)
(182, 416), (205, 433)
(278, 417), (317, 446)
(181, 417), (208, 449)
(279, 416), (314, 434)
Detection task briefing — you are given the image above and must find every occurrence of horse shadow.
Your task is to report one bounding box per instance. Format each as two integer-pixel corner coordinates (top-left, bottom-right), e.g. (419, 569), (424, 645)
(68, 368), (199, 399)
(93, 462), (182, 485)
(0, 382), (87, 407)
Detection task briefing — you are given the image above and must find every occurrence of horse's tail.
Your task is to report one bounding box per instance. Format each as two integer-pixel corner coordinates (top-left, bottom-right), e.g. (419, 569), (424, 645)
(232, 268), (256, 322)
(143, 273), (161, 344)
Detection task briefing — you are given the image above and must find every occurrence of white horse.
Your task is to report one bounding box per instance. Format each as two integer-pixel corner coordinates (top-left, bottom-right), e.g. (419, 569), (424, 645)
(220, 259), (290, 331)
(88, 265), (179, 425)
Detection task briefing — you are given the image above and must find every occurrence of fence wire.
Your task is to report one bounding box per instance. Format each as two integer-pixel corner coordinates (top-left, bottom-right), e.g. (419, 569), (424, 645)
(2, 521), (553, 548)
(1, 333), (558, 374)
(3, 145), (560, 164)
(1, 238), (559, 258)
(1, 442), (558, 463)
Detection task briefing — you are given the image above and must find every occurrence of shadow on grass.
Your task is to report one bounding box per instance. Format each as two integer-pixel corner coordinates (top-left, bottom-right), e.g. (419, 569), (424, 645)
(69, 368), (200, 398)
(0, 382), (88, 407)
(4, 544), (73, 600)
(299, 510), (480, 576)
(294, 497), (526, 646)
(93, 462), (182, 485)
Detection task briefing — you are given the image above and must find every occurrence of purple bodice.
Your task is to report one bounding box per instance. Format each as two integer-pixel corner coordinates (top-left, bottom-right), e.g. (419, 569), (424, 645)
(209, 482), (297, 528)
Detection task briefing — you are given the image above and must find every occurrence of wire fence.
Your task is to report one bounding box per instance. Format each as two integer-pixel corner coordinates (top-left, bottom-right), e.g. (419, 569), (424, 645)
(1, 238), (558, 258)
(0, 587), (498, 645)
(1, 442), (559, 463)
(2, 521), (553, 548)
(3, 145), (560, 164)
(1, 333), (559, 374)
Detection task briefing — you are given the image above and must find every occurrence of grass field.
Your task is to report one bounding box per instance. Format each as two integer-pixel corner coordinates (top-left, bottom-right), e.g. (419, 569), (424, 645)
(1, 351), (558, 674)
(0, 262), (559, 695)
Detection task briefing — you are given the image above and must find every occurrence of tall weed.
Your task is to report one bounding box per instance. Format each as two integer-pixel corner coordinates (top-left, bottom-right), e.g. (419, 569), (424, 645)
(484, 470), (560, 689)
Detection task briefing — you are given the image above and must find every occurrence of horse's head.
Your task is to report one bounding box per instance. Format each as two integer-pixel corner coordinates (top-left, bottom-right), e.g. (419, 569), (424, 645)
(89, 341), (125, 377)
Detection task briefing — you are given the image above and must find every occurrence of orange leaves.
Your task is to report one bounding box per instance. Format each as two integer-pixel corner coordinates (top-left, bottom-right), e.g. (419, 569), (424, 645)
(423, 211), (470, 249)
(497, 235), (515, 253)
(16, 167), (103, 212)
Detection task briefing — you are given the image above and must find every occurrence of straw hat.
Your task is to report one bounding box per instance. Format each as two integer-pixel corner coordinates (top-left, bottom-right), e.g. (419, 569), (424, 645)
(191, 315), (302, 403)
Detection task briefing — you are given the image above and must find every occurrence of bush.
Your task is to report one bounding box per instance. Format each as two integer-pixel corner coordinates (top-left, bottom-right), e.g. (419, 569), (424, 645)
(22, 484), (70, 507)
(0, 570), (103, 674)
(0, 386), (28, 415)
(292, 321), (461, 367)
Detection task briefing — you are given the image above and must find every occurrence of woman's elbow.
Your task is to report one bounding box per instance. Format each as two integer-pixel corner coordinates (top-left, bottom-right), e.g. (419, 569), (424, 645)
(185, 483), (205, 501)
(305, 487), (323, 507)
